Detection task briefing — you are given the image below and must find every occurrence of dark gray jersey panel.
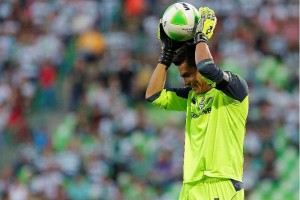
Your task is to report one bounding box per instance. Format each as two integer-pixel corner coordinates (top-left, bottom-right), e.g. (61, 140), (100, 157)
(146, 87), (191, 102)
(197, 59), (248, 102)
(221, 72), (248, 102)
(166, 87), (191, 99)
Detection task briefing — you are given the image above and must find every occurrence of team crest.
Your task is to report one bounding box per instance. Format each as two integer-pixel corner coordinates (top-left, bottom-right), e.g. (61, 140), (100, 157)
(198, 97), (205, 110)
(191, 96), (214, 118)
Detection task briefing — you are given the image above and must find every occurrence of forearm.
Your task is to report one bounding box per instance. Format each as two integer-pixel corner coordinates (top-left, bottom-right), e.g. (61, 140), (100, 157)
(145, 63), (168, 99)
(195, 42), (212, 63)
(195, 42), (223, 84)
(194, 6), (220, 84)
(195, 42), (225, 88)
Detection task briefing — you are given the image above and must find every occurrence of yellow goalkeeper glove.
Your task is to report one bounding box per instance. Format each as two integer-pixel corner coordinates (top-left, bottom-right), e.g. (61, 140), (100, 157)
(196, 7), (217, 40)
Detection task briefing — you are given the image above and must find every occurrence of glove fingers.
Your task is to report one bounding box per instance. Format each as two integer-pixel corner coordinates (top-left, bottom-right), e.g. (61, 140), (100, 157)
(197, 8), (205, 32)
(207, 8), (212, 20)
(158, 19), (168, 40)
(208, 9), (215, 21)
(157, 21), (161, 40)
(199, 7), (204, 16)
(199, 7), (205, 21)
(197, 7), (217, 39)
(158, 22), (163, 40)
(205, 7), (209, 17)
(157, 20), (161, 40)
(212, 10), (217, 23)
(200, 7), (214, 20)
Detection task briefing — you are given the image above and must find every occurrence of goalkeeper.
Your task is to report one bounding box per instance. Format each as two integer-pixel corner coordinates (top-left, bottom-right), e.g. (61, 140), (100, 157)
(146, 7), (249, 200)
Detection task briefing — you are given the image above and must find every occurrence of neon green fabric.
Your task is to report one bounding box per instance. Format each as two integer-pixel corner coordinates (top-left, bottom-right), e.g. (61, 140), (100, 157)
(179, 177), (244, 200)
(152, 88), (249, 183)
(152, 89), (187, 111)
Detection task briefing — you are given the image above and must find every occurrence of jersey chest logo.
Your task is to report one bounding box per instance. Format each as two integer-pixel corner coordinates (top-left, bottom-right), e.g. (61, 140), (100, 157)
(191, 96), (214, 118)
(198, 97), (205, 110)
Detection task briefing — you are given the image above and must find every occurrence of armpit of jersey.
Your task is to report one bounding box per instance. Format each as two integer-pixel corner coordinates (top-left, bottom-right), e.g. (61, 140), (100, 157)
(166, 87), (191, 98)
(146, 87), (191, 111)
(146, 87), (191, 102)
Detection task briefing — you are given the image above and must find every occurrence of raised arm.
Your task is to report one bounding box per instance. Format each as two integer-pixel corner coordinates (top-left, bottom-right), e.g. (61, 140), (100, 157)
(145, 63), (168, 99)
(145, 22), (184, 99)
(194, 7), (248, 102)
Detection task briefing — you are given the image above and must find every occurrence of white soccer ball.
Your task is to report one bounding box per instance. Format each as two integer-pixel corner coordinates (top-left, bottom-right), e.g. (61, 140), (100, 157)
(162, 2), (200, 42)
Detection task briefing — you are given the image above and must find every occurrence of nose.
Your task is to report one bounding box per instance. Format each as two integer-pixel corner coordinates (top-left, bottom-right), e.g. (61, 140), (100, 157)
(183, 78), (190, 86)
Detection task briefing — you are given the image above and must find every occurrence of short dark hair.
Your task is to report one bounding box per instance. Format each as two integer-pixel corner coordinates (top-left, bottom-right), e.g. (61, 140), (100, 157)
(173, 43), (196, 67)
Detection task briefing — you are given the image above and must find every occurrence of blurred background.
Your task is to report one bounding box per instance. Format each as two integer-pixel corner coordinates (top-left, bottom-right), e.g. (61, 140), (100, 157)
(0, 0), (298, 199)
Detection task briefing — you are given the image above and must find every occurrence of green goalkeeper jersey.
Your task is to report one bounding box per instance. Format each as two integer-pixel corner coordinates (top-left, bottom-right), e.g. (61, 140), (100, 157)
(148, 73), (249, 183)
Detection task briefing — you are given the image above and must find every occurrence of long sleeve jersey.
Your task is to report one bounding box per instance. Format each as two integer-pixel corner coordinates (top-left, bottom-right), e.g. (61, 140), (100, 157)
(147, 60), (249, 183)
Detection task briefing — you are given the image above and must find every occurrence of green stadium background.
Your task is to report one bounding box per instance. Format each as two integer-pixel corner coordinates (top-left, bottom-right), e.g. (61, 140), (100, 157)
(0, 0), (298, 199)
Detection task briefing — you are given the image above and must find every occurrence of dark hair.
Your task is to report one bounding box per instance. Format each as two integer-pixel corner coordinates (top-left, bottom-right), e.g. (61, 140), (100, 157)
(173, 43), (196, 67)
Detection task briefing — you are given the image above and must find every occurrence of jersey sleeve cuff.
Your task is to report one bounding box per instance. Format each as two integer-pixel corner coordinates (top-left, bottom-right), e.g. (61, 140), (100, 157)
(146, 91), (161, 102)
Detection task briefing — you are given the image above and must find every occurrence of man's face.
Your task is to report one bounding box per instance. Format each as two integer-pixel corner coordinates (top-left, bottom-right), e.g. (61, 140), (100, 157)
(178, 62), (211, 94)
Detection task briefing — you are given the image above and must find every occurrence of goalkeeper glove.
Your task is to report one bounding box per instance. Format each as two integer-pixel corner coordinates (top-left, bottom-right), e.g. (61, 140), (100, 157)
(158, 21), (185, 68)
(194, 7), (217, 45)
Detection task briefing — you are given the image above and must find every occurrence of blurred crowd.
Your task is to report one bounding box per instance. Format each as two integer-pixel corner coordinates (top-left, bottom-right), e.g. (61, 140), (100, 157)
(0, 0), (298, 199)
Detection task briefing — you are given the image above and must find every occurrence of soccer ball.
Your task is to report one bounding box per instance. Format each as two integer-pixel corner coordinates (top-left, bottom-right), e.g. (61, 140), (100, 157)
(162, 2), (200, 42)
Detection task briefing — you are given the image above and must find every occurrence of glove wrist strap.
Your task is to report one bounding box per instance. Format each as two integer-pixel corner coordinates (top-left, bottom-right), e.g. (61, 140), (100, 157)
(194, 32), (208, 45)
(158, 48), (175, 68)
